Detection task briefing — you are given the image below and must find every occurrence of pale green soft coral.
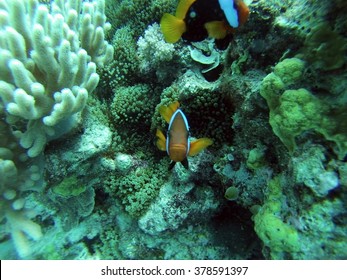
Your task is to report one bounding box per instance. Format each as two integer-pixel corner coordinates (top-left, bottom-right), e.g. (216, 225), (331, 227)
(270, 88), (328, 152)
(260, 58), (347, 159)
(253, 176), (300, 259)
(51, 175), (86, 198)
(246, 146), (266, 170)
(260, 58), (305, 107)
(260, 73), (285, 110)
(273, 58), (305, 86)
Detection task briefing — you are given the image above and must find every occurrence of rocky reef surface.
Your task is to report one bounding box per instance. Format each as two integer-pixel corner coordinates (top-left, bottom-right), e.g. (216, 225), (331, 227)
(0, 0), (346, 259)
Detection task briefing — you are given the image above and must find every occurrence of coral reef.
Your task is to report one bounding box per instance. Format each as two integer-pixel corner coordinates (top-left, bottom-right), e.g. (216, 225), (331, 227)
(253, 176), (300, 259)
(1, 0), (346, 260)
(260, 58), (347, 159)
(105, 157), (168, 217)
(0, 0), (113, 258)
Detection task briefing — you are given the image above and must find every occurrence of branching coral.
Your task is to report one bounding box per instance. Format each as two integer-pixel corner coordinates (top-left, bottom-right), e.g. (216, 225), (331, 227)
(0, 0), (113, 157)
(136, 22), (186, 85)
(0, 0), (113, 258)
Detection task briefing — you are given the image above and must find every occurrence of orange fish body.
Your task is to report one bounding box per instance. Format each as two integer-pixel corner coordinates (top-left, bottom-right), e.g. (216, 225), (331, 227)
(167, 109), (190, 162)
(156, 101), (213, 170)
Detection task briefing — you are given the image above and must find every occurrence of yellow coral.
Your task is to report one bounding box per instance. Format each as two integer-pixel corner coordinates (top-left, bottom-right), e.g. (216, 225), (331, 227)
(253, 176), (300, 259)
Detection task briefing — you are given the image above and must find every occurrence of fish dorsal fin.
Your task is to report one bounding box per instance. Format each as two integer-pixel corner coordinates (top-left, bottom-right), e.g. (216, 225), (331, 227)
(188, 138), (213, 156)
(176, 0), (197, 19)
(160, 13), (186, 43)
(156, 129), (167, 151)
(204, 21), (229, 39)
(158, 101), (180, 123)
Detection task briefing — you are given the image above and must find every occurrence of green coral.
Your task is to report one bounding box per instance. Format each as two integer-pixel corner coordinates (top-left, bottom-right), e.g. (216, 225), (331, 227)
(106, 159), (168, 217)
(260, 58), (305, 105)
(52, 175), (86, 198)
(110, 84), (160, 153)
(253, 176), (300, 259)
(153, 81), (234, 145)
(260, 58), (347, 159)
(105, 0), (176, 38)
(246, 146), (266, 170)
(302, 23), (347, 71)
(101, 0), (177, 94)
(111, 84), (156, 126)
(273, 58), (305, 86)
(99, 26), (139, 91)
(269, 88), (328, 152)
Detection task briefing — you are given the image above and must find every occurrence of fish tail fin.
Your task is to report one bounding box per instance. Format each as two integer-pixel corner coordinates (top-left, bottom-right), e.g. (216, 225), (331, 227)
(158, 101), (180, 123)
(156, 129), (167, 151)
(188, 138), (213, 156)
(160, 13), (186, 43)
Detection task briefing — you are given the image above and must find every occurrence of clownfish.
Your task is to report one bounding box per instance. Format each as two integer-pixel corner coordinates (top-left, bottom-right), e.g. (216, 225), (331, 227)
(160, 0), (249, 48)
(156, 101), (213, 170)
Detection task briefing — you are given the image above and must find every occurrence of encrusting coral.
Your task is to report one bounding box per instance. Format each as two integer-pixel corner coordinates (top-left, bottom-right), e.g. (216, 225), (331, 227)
(253, 176), (300, 259)
(260, 58), (347, 159)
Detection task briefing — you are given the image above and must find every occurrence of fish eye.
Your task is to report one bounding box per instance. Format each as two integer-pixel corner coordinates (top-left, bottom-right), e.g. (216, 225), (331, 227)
(189, 11), (196, 18)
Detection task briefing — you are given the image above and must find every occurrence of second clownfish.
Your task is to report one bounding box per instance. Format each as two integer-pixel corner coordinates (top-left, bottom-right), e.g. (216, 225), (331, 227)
(156, 101), (213, 170)
(160, 0), (249, 49)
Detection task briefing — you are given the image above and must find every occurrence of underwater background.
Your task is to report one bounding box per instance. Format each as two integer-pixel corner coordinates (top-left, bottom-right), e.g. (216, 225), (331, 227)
(0, 0), (346, 260)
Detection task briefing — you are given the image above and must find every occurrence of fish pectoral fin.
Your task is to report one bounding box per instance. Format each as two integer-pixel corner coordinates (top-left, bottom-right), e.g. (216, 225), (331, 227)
(160, 13), (186, 43)
(204, 21), (229, 39)
(168, 161), (176, 171)
(168, 101), (180, 114)
(175, 0), (197, 19)
(158, 101), (180, 123)
(156, 129), (167, 151)
(188, 138), (213, 156)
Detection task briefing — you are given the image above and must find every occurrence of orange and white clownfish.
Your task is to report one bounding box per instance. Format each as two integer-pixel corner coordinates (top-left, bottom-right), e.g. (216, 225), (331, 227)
(160, 0), (249, 49)
(156, 101), (213, 170)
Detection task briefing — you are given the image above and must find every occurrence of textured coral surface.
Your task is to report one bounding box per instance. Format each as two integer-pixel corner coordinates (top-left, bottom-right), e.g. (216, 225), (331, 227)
(0, 0), (346, 260)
